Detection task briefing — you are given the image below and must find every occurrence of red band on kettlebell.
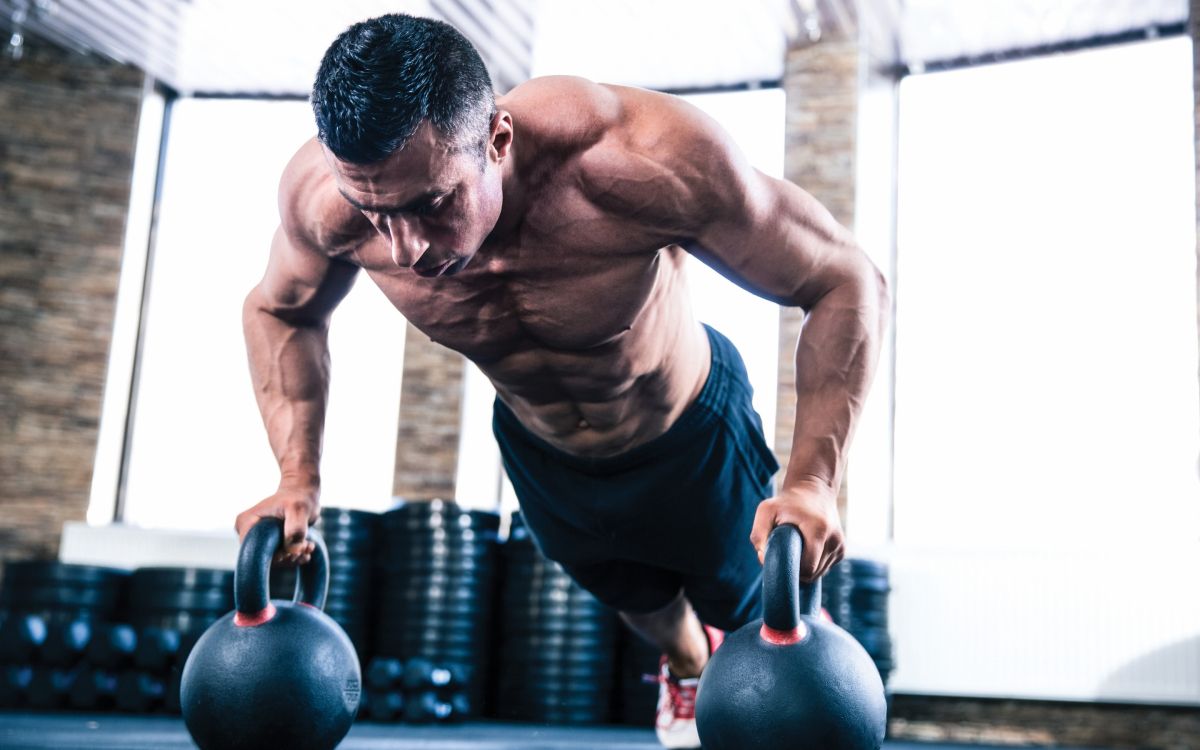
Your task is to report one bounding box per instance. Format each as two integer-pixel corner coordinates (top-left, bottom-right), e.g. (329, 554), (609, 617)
(760, 622), (807, 645)
(234, 603), (277, 627)
(298, 602), (315, 609)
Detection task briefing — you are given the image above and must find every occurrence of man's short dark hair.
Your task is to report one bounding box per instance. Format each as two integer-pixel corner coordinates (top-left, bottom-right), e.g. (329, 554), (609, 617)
(312, 14), (495, 164)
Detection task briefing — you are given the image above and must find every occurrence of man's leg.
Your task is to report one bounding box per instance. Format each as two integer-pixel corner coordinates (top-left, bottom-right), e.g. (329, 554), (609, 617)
(620, 589), (713, 678)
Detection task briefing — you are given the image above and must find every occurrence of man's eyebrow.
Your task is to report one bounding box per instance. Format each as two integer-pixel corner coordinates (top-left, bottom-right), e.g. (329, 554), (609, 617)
(338, 189), (445, 214)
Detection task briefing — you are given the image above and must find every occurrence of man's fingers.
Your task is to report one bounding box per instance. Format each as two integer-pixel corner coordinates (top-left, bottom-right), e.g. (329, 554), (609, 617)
(748, 501), (779, 564)
(283, 505), (310, 556)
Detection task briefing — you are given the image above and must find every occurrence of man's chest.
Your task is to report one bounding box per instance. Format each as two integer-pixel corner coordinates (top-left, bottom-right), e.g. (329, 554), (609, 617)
(351, 232), (683, 364)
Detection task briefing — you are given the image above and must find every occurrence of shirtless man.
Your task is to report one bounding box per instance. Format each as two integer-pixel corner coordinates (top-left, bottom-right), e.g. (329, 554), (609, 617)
(234, 14), (887, 747)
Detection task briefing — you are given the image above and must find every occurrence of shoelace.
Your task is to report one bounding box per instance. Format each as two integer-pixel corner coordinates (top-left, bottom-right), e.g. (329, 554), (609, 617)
(643, 671), (698, 721)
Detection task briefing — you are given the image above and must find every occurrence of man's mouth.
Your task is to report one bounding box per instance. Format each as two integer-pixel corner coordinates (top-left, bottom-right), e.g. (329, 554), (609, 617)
(414, 258), (457, 278)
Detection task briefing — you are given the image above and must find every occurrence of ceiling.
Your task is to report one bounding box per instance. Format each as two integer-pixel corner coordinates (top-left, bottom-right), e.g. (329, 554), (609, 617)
(0, 0), (1189, 95)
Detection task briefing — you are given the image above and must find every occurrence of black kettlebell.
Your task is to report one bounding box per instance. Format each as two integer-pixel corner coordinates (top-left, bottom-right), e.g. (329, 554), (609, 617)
(181, 518), (361, 750)
(695, 524), (887, 749)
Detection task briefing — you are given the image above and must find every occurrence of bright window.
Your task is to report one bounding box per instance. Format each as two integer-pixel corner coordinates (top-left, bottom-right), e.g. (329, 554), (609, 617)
(116, 99), (406, 531)
(894, 37), (1200, 550)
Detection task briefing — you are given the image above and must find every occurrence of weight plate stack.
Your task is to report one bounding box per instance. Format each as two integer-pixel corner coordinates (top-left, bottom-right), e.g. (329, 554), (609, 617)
(821, 557), (894, 685)
(0, 562), (129, 624)
(271, 507), (380, 662)
(373, 499), (500, 716)
(494, 512), (618, 725)
(127, 565), (233, 711)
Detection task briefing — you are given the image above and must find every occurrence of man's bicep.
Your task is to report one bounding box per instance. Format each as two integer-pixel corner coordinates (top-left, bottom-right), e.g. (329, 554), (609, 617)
(250, 225), (359, 326)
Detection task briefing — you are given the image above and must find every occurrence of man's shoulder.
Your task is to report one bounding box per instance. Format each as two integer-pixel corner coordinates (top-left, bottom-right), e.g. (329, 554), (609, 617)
(277, 137), (369, 255)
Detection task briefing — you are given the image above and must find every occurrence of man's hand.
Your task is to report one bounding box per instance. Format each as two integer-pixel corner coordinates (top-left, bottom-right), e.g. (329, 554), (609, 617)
(234, 486), (320, 567)
(750, 480), (845, 582)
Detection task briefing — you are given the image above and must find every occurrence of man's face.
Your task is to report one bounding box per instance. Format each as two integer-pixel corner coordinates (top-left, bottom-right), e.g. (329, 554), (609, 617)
(327, 120), (503, 278)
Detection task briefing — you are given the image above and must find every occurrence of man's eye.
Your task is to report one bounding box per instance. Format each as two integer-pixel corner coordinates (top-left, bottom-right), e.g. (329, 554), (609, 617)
(415, 193), (452, 217)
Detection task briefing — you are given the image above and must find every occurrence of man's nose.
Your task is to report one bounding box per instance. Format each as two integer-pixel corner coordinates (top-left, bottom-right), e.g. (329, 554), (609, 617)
(384, 216), (428, 267)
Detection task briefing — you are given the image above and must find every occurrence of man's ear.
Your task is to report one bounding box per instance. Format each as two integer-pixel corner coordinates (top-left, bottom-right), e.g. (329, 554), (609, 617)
(490, 110), (514, 161)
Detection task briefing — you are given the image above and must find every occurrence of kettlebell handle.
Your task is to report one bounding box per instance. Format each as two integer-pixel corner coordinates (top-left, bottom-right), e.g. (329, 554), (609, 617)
(236, 518), (329, 616)
(762, 524), (822, 633)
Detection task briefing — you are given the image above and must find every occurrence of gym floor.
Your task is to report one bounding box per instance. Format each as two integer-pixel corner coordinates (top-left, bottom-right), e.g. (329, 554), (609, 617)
(0, 712), (1106, 750)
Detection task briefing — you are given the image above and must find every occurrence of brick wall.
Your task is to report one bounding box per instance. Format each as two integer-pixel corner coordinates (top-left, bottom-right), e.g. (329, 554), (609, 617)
(0, 39), (144, 563)
(778, 32), (860, 518)
(391, 322), (465, 500)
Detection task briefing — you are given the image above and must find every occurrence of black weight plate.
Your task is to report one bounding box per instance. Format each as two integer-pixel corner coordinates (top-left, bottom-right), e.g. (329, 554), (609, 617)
(322, 540), (375, 563)
(378, 597), (490, 616)
(326, 569), (375, 590)
(373, 639), (483, 661)
(3, 562), (128, 588)
(130, 567), (232, 590)
(1, 585), (120, 610)
(377, 626), (488, 646)
(378, 540), (498, 560)
(130, 611), (223, 634)
(518, 650), (615, 668)
(384, 617), (488, 638)
(378, 608), (489, 629)
(502, 617), (617, 637)
(389, 582), (490, 601)
(851, 628), (892, 654)
(381, 572), (495, 591)
(328, 566), (375, 584)
(499, 682), (614, 703)
(377, 556), (497, 576)
(513, 625), (617, 644)
(380, 587), (490, 606)
(846, 610), (889, 629)
(129, 582), (232, 603)
(322, 595), (371, 612)
(849, 577), (892, 595)
(502, 588), (605, 608)
(383, 501), (500, 526)
(499, 660), (613, 682)
(846, 558), (889, 577)
(507, 693), (611, 712)
(503, 603), (612, 623)
(135, 589), (233, 611)
(319, 507), (380, 527)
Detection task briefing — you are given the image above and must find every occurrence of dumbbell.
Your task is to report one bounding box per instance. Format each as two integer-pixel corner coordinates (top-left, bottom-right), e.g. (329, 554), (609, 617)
(402, 658), (468, 692)
(42, 619), (93, 666)
(116, 670), (164, 713)
(366, 657), (405, 691)
(68, 668), (118, 710)
(0, 613), (47, 663)
(28, 666), (76, 709)
(366, 690), (405, 722)
(134, 626), (180, 672)
(0, 665), (33, 708)
(86, 623), (138, 669)
(403, 690), (470, 723)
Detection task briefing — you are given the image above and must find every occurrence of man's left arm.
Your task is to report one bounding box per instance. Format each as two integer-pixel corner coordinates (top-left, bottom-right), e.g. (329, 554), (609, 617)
(602, 88), (890, 582)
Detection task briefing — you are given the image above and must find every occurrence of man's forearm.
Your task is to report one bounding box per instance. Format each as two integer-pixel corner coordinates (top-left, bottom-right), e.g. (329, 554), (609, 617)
(784, 270), (889, 495)
(243, 293), (331, 491)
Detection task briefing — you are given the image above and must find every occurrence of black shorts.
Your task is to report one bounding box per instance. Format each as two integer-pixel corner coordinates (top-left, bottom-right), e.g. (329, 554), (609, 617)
(492, 324), (779, 631)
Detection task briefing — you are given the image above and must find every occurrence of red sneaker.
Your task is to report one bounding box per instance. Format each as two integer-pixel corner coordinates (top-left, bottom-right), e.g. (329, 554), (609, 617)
(647, 624), (725, 749)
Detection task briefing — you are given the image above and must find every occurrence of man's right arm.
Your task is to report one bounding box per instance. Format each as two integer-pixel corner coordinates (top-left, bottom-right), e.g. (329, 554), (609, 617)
(235, 223), (358, 563)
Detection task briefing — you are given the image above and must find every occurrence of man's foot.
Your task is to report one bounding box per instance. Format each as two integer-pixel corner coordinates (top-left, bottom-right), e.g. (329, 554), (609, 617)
(650, 624), (724, 749)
